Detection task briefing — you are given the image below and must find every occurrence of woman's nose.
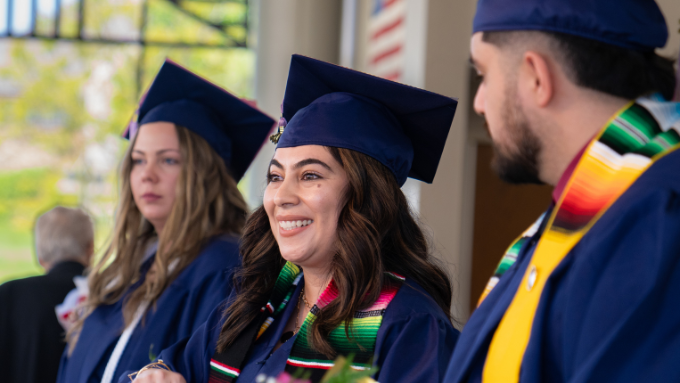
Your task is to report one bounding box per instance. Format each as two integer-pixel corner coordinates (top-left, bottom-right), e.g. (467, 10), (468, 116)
(273, 177), (299, 207)
(140, 162), (159, 183)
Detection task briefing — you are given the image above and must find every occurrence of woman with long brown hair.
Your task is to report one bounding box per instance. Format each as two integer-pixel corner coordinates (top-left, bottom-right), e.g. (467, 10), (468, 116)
(57, 60), (274, 383)
(129, 55), (459, 383)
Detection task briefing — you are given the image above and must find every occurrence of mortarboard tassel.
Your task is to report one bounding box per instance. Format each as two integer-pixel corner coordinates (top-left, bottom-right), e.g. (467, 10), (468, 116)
(270, 106), (288, 144)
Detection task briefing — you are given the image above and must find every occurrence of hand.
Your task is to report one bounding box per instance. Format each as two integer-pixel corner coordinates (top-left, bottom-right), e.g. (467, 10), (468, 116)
(132, 369), (186, 383)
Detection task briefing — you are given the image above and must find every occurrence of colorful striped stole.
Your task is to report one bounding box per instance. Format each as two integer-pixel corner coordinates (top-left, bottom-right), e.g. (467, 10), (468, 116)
(477, 212), (547, 305)
(481, 95), (680, 382)
(208, 262), (404, 383)
(284, 272), (404, 382)
(209, 262), (302, 382)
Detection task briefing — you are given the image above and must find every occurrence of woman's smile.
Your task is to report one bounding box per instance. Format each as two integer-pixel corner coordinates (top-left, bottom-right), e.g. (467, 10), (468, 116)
(277, 215), (314, 237)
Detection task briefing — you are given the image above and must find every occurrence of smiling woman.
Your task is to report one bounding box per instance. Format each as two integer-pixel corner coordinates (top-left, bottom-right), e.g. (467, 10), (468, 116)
(57, 60), (275, 383)
(264, 146), (347, 276)
(129, 55), (459, 383)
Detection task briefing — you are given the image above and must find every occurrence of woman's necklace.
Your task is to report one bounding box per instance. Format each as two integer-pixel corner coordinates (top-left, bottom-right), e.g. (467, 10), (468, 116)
(280, 287), (305, 343)
(301, 290), (313, 310)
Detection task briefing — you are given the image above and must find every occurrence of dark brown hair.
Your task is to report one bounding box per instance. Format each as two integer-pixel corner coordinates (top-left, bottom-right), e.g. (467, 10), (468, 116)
(483, 30), (677, 100)
(217, 147), (453, 357)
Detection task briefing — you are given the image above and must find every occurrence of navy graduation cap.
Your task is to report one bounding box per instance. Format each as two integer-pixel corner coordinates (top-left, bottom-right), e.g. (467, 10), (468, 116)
(472, 0), (668, 51)
(124, 59), (276, 181)
(272, 55), (458, 186)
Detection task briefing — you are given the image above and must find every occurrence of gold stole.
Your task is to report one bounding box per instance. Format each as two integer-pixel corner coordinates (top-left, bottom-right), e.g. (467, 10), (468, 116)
(482, 100), (680, 382)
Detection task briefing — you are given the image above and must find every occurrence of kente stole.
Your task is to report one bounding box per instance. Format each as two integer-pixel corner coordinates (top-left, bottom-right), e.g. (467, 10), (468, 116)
(479, 95), (680, 382)
(208, 262), (404, 383)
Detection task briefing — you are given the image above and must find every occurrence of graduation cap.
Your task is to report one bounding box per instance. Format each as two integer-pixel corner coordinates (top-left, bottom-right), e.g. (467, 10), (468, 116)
(123, 59), (276, 181)
(472, 0), (668, 51)
(272, 55), (458, 186)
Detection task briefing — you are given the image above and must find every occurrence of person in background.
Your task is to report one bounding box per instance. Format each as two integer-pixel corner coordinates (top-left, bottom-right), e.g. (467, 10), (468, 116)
(57, 59), (275, 383)
(445, 0), (680, 382)
(673, 48), (680, 101)
(127, 54), (459, 383)
(0, 206), (93, 383)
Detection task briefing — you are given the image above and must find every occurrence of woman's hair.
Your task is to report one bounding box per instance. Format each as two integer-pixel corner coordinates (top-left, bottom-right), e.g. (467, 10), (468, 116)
(217, 147), (453, 357)
(67, 125), (248, 352)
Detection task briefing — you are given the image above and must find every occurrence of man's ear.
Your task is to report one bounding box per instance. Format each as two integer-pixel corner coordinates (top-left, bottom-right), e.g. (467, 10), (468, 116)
(521, 51), (554, 107)
(38, 258), (51, 272)
(84, 241), (95, 265)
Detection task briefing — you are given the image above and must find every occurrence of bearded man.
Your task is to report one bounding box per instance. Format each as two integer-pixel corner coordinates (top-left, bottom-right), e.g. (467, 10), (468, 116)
(445, 0), (680, 382)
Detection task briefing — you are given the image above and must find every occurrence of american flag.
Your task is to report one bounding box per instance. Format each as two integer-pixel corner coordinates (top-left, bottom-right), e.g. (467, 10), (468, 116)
(367, 0), (406, 82)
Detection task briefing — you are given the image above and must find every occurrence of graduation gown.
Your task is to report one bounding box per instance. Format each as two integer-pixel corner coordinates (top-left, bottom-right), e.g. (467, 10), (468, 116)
(444, 148), (680, 382)
(0, 261), (85, 383)
(125, 278), (459, 383)
(58, 235), (241, 383)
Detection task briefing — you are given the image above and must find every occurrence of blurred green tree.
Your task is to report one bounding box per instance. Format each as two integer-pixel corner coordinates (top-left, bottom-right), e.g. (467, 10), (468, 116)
(0, 0), (255, 283)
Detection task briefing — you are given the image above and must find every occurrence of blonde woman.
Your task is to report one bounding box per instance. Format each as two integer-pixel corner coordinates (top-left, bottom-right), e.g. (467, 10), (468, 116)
(57, 60), (274, 383)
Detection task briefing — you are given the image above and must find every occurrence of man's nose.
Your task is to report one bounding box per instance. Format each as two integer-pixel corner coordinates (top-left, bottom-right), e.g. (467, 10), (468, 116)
(473, 82), (486, 116)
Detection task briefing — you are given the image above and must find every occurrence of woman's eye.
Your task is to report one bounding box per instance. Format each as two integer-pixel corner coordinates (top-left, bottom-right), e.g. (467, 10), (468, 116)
(302, 172), (321, 181)
(163, 158), (179, 165)
(267, 173), (283, 183)
(132, 158), (144, 165)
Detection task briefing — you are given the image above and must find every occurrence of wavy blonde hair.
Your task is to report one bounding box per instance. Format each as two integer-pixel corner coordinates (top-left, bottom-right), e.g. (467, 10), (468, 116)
(67, 124), (248, 352)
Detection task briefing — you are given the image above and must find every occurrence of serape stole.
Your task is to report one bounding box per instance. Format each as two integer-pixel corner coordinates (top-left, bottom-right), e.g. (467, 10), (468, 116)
(209, 262), (302, 382)
(284, 271), (404, 382)
(477, 212), (547, 306)
(481, 94), (680, 382)
(208, 262), (404, 383)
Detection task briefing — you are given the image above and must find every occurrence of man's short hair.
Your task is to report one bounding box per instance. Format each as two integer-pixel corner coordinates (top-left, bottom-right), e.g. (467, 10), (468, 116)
(35, 206), (94, 265)
(482, 30), (677, 101)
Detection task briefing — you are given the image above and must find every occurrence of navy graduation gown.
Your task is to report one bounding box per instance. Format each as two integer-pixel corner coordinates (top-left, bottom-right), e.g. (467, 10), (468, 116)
(445, 149), (680, 382)
(124, 279), (459, 383)
(58, 235), (241, 383)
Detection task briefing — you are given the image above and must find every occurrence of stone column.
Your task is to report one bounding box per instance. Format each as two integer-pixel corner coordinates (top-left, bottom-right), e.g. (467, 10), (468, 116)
(243, 0), (342, 208)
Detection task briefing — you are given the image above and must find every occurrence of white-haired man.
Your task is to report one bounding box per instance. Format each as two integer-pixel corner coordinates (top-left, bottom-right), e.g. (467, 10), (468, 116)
(0, 206), (93, 383)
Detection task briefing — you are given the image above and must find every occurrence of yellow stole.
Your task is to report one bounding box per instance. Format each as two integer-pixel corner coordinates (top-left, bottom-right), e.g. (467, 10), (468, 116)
(482, 98), (680, 382)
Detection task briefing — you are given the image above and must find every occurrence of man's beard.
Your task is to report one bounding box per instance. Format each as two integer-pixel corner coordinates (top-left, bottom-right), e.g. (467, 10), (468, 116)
(490, 90), (543, 185)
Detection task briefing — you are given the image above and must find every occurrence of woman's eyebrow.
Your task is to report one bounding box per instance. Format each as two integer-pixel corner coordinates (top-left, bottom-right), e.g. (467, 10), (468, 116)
(132, 148), (179, 155)
(294, 158), (333, 172)
(269, 158), (334, 172)
(156, 149), (180, 155)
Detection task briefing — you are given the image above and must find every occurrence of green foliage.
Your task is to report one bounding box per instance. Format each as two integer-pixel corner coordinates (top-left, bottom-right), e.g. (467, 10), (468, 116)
(321, 355), (379, 383)
(0, 0), (255, 284)
(146, 0), (247, 46)
(149, 344), (157, 362)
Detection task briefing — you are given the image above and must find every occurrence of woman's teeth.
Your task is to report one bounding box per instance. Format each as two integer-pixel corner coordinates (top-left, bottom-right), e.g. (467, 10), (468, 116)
(279, 220), (313, 231)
